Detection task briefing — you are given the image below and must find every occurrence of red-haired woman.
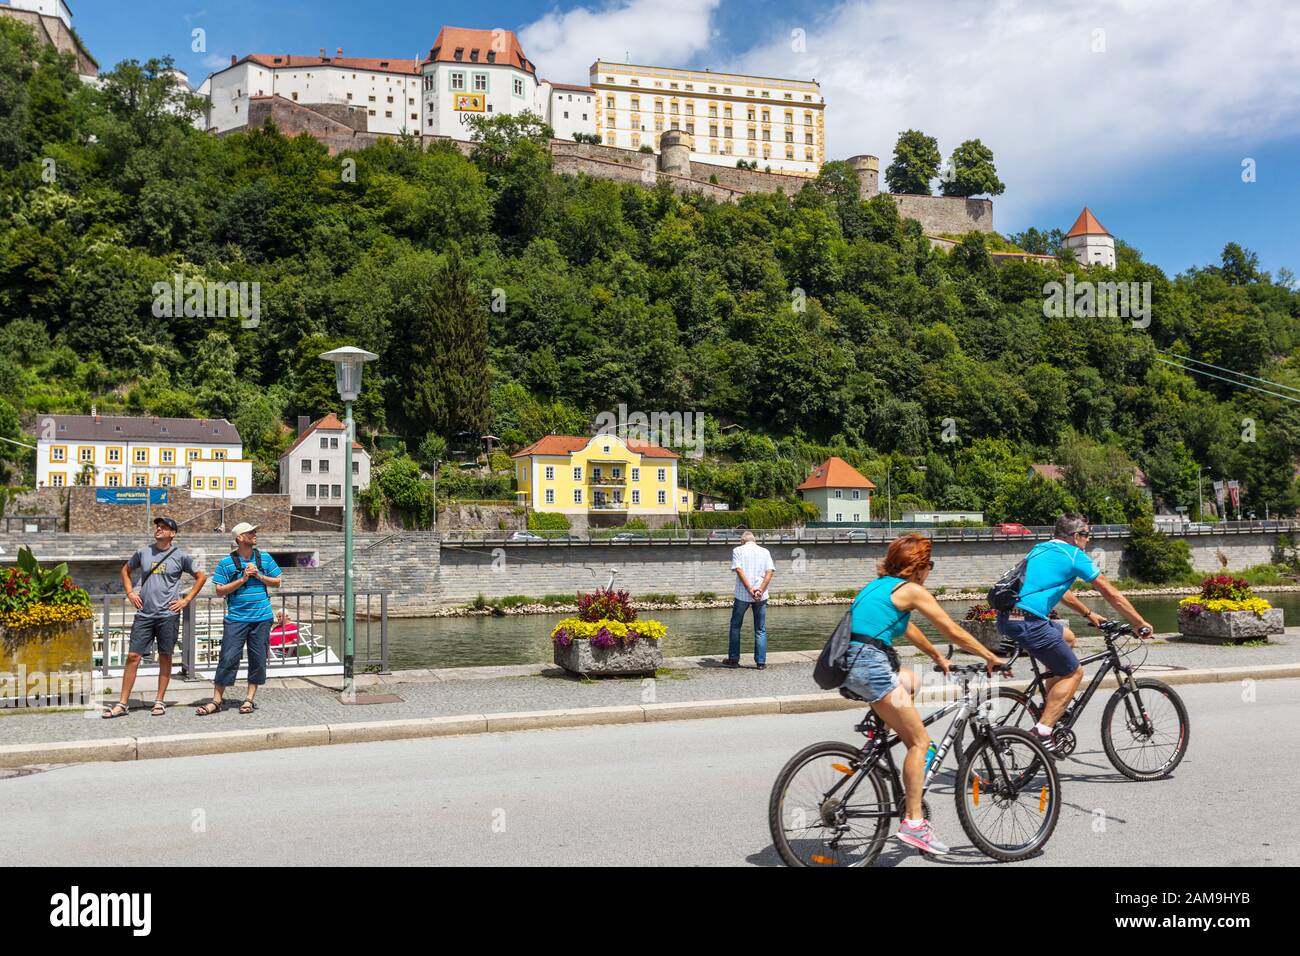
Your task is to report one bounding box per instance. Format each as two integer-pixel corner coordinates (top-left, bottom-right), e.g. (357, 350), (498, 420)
(841, 533), (1004, 856)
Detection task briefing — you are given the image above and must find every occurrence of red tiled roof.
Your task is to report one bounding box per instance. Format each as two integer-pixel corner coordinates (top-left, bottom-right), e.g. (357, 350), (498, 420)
(424, 27), (535, 75)
(283, 414), (363, 456)
(1030, 463), (1066, 481)
(1066, 207), (1110, 238)
(240, 54), (421, 76)
(511, 435), (678, 459)
(797, 457), (876, 491)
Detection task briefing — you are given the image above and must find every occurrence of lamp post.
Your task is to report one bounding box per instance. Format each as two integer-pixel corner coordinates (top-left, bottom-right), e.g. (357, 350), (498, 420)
(320, 346), (378, 701)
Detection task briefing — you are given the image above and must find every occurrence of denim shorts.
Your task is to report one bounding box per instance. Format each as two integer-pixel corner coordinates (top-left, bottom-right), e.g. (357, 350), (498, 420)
(841, 643), (899, 704)
(996, 612), (1078, 677)
(128, 615), (179, 656)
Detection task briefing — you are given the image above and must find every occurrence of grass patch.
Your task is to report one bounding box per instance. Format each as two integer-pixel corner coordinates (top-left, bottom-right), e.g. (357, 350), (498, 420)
(833, 589), (857, 598)
(653, 667), (694, 680)
(1239, 638), (1271, 647)
(641, 593), (680, 605)
(806, 591), (822, 600)
(692, 591), (718, 602)
(541, 594), (578, 605)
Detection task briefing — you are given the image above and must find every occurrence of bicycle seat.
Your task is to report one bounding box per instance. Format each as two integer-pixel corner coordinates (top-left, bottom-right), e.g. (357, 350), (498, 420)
(839, 686), (869, 703)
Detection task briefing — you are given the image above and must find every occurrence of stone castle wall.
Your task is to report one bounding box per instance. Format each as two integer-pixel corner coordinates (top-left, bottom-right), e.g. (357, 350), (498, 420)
(234, 97), (994, 234)
(11, 487), (290, 535)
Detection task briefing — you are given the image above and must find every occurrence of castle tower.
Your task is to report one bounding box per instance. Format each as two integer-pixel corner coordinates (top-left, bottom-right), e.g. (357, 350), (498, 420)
(848, 154), (879, 199)
(1065, 207), (1116, 269)
(658, 129), (692, 178)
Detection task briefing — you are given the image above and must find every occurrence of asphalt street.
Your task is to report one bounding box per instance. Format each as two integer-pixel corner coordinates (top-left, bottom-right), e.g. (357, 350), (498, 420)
(3, 678), (1295, 867)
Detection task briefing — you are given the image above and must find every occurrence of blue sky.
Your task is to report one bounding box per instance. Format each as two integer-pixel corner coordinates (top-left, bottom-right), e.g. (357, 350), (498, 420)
(63, 0), (1300, 280)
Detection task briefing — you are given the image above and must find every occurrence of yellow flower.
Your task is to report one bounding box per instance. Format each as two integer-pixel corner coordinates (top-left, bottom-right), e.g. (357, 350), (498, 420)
(1180, 596), (1273, 616)
(0, 602), (95, 629)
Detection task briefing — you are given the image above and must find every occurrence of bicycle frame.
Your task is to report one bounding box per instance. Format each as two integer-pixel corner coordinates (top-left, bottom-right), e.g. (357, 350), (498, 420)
(1011, 635), (1153, 736)
(823, 676), (1018, 826)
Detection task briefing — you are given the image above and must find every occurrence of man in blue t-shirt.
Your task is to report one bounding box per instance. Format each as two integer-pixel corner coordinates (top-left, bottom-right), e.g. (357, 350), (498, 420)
(997, 513), (1153, 753)
(196, 522), (282, 716)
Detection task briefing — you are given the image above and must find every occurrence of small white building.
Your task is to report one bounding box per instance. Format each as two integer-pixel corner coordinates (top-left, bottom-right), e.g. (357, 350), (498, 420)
(420, 27), (540, 139)
(35, 414), (251, 497)
(1065, 207), (1116, 269)
(901, 511), (984, 524)
(278, 414), (371, 517)
(539, 80), (597, 141)
(205, 51), (423, 136)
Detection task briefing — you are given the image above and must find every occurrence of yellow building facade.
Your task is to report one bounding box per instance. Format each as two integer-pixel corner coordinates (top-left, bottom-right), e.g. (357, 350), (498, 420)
(590, 60), (825, 176)
(513, 434), (693, 522)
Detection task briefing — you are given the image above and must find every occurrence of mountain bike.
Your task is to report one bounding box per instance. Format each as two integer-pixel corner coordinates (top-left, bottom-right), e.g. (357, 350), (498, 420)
(768, 660), (1061, 867)
(988, 619), (1189, 780)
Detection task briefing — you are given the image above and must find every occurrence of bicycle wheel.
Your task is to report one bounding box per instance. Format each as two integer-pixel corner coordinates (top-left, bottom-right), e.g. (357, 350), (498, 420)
(769, 741), (893, 867)
(954, 727), (1061, 862)
(987, 686), (1040, 731)
(1100, 678), (1189, 780)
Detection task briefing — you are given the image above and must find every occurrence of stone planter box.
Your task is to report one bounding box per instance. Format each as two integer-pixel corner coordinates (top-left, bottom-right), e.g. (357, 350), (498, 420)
(1177, 607), (1284, 642)
(959, 618), (1002, 650)
(0, 616), (94, 704)
(553, 638), (663, 676)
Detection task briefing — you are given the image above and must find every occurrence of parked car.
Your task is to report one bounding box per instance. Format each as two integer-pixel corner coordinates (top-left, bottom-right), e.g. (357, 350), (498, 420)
(996, 523), (1032, 535)
(707, 528), (747, 542)
(611, 532), (649, 542)
(508, 531), (546, 542)
(839, 529), (869, 541)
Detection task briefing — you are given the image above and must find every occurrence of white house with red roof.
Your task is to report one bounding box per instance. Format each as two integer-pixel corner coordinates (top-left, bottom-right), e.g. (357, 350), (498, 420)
(1065, 207), (1116, 269)
(421, 27), (545, 138)
(205, 49), (424, 135)
(511, 433), (692, 526)
(278, 414), (370, 515)
(797, 457), (876, 523)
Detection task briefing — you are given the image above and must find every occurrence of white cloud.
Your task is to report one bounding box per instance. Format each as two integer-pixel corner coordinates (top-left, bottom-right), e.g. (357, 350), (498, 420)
(720, 0), (1300, 228)
(520, 0), (722, 84)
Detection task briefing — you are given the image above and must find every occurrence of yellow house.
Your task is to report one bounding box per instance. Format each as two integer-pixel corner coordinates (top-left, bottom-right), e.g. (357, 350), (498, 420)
(512, 434), (693, 525)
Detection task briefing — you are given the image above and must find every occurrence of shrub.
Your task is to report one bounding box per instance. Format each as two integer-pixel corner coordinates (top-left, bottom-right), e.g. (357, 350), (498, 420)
(964, 603), (997, 621)
(1124, 516), (1193, 584)
(0, 548), (93, 628)
(528, 511), (571, 531)
(640, 593), (679, 605)
(833, 589), (857, 598)
(692, 591), (718, 602)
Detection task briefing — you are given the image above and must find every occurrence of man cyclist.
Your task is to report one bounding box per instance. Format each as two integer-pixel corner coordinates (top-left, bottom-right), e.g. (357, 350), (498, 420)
(996, 513), (1153, 753)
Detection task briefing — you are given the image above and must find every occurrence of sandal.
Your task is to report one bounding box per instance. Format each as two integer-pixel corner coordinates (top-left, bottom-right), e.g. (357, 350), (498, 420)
(239, 699), (256, 714)
(150, 700), (167, 716)
(195, 700), (221, 716)
(102, 701), (129, 719)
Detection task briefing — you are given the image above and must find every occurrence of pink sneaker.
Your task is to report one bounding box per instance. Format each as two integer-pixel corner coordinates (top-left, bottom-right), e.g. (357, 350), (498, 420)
(896, 819), (950, 855)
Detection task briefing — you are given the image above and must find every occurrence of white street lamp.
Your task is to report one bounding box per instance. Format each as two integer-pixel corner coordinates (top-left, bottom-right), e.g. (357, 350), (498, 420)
(320, 345), (378, 701)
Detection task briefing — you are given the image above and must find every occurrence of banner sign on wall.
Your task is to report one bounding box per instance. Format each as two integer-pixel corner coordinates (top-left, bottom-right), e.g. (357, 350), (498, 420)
(454, 93), (485, 112)
(95, 488), (169, 505)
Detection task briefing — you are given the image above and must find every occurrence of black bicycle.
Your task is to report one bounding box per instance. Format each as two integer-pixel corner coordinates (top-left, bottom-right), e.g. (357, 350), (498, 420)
(988, 620), (1190, 781)
(768, 661), (1061, 867)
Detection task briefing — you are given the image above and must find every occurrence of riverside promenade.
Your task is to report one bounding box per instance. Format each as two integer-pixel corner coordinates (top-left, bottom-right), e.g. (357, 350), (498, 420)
(2, 630), (1298, 767)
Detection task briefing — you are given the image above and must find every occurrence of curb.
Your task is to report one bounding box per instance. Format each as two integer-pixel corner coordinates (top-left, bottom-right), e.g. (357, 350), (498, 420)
(2, 663), (1298, 769)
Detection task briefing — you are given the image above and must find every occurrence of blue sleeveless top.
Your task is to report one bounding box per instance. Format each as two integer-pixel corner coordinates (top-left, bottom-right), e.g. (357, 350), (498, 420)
(849, 575), (911, 646)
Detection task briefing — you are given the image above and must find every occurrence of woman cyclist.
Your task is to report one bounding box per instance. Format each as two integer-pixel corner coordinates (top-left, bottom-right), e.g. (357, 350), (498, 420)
(841, 533), (1005, 855)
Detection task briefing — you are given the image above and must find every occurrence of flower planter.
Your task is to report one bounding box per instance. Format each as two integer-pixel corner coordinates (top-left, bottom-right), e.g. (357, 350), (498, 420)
(959, 618), (1002, 650)
(0, 617), (94, 704)
(553, 638), (662, 676)
(1177, 607), (1284, 642)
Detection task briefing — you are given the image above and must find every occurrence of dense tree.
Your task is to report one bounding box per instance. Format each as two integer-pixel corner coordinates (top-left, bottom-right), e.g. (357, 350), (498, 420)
(940, 138), (1005, 197)
(885, 129), (940, 195)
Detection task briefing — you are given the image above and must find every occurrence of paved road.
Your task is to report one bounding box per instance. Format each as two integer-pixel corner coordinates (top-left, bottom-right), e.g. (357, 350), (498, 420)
(3, 679), (1296, 866)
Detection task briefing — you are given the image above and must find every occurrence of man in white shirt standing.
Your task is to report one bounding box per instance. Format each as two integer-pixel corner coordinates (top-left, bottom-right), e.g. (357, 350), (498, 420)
(726, 531), (775, 669)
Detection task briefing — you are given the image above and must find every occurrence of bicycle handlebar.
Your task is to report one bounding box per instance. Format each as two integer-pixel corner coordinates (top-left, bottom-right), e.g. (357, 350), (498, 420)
(1096, 619), (1154, 640)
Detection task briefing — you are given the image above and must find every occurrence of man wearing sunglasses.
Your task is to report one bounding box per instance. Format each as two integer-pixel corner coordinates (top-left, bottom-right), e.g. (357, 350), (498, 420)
(997, 512), (1153, 754)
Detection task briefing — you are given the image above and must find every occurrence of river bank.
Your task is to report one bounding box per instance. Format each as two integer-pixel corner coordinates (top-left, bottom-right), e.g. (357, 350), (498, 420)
(421, 583), (1300, 618)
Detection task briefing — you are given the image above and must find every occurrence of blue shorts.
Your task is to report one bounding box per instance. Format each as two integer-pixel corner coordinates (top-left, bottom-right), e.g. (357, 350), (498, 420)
(841, 643), (899, 704)
(996, 613), (1079, 677)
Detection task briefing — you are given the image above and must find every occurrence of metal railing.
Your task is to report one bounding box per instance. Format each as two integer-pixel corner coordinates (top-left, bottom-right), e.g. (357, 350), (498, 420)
(87, 590), (388, 678)
(438, 519), (1300, 548)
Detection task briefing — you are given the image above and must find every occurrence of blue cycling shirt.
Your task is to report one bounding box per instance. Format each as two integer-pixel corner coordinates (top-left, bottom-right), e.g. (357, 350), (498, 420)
(1015, 539), (1100, 619)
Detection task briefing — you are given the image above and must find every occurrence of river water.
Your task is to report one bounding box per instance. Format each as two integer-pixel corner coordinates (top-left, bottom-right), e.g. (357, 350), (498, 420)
(385, 592), (1300, 670)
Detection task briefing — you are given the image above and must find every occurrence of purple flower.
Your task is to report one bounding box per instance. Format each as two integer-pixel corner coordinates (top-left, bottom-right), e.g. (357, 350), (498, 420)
(553, 627), (573, 647)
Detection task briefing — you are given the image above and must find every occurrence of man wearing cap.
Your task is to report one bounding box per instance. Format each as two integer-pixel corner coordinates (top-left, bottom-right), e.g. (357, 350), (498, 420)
(198, 523), (282, 715)
(103, 517), (206, 718)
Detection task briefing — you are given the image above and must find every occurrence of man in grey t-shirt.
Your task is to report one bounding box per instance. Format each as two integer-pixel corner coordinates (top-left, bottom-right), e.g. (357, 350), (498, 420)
(103, 517), (206, 718)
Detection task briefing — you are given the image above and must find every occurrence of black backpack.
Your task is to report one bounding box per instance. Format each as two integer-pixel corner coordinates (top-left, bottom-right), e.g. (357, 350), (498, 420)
(986, 541), (1063, 611)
